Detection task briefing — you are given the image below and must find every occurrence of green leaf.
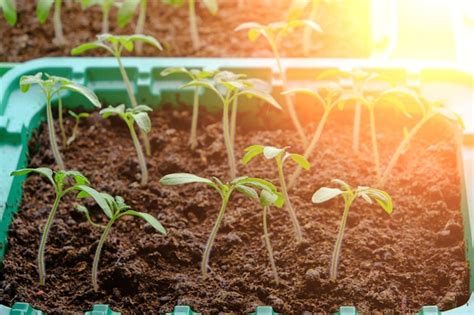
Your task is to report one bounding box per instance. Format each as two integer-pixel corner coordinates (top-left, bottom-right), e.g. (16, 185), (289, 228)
(360, 188), (393, 215)
(236, 177), (277, 193)
(117, 0), (139, 27)
(71, 42), (110, 55)
(263, 146), (285, 159)
(75, 185), (113, 218)
(160, 67), (189, 77)
(159, 173), (214, 186)
(132, 112), (151, 133)
(133, 104), (153, 112)
(241, 145), (264, 164)
(181, 80), (224, 102)
(259, 189), (277, 207)
(161, 0), (184, 6)
(312, 187), (343, 203)
(1, 0), (17, 25)
(36, 0), (54, 24)
(332, 178), (351, 190)
(63, 170), (89, 185)
(10, 167), (55, 187)
(289, 153), (310, 170)
(202, 0), (218, 15)
(122, 210), (167, 234)
(20, 73), (43, 92)
(239, 89), (282, 110)
(127, 34), (163, 51)
(62, 83), (101, 108)
(100, 104), (126, 118)
(235, 184), (258, 200)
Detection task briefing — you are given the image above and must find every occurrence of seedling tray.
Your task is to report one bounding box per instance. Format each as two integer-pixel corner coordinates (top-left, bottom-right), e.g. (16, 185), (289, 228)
(0, 57), (473, 314)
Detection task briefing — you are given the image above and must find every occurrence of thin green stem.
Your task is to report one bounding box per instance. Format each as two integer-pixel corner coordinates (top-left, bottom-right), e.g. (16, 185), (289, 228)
(369, 108), (381, 180)
(53, 0), (65, 44)
(223, 96), (236, 179)
(270, 40), (308, 147)
(202, 193), (230, 278)
(263, 206), (279, 283)
(127, 120), (148, 186)
(115, 55), (151, 156)
(188, 0), (200, 49)
(38, 193), (62, 285)
(329, 196), (353, 281)
(92, 218), (115, 291)
(57, 95), (66, 146)
(277, 158), (303, 242)
(102, 6), (110, 33)
(230, 96), (238, 153)
(67, 119), (79, 146)
(135, 0), (147, 53)
(47, 96), (65, 169)
(288, 109), (330, 189)
(189, 87), (200, 149)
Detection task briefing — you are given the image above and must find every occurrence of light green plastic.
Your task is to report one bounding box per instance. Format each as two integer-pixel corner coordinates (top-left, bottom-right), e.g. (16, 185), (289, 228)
(0, 57), (473, 314)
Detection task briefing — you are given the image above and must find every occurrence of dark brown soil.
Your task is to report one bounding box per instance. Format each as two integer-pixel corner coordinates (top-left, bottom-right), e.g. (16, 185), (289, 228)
(0, 0), (369, 62)
(0, 103), (469, 314)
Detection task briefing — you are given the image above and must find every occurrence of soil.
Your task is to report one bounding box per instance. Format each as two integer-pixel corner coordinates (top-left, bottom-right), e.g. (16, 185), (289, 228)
(0, 0), (369, 62)
(0, 101), (469, 314)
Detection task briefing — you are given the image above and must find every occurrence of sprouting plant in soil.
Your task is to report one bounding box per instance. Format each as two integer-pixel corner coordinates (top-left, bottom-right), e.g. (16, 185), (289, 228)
(36, 0), (66, 44)
(312, 179), (393, 280)
(242, 145), (310, 243)
(182, 70), (281, 179)
(100, 104), (152, 186)
(160, 173), (281, 278)
(71, 34), (163, 156)
(0, 0), (17, 25)
(75, 188), (166, 291)
(162, 0), (218, 49)
(117, 0), (149, 53)
(20, 72), (101, 170)
(160, 67), (216, 149)
(80, 0), (117, 33)
(66, 111), (90, 146)
(10, 167), (94, 285)
(288, 0), (325, 55)
(380, 94), (465, 186)
(235, 19), (322, 147)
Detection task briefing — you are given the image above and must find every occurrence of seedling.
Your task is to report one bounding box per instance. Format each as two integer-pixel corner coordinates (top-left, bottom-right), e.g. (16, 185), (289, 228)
(100, 104), (152, 186)
(117, 0), (148, 53)
(380, 95), (464, 185)
(160, 67), (216, 149)
(80, 0), (117, 33)
(75, 188), (166, 291)
(312, 179), (393, 280)
(66, 111), (90, 146)
(160, 173), (281, 278)
(71, 34), (163, 156)
(0, 0), (17, 25)
(242, 145), (310, 242)
(10, 167), (93, 285)
(235, 19), (322, 147)
(288, 0), (324, 55)
(20, 72), (101, 169)
(163, 0), (218, 49)
(182, 70), (281, 178)
(36, 0), (66, 44)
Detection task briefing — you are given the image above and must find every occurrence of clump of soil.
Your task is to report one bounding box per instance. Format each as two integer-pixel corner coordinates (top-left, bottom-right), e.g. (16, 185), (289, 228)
(0, 104), (469, 314)
(0, 0), (369, 62)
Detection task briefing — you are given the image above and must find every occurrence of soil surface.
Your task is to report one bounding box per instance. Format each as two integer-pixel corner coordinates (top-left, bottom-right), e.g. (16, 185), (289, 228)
(0, 101), (469, 314)
(0, 0), (369, 62)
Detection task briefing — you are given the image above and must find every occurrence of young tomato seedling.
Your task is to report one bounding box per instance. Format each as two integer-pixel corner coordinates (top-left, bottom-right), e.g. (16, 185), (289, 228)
(10, 167), (94, 285)
(100, 104), (152, 186)
(75, 188), (166, 291)
(160, 67), (216, 149)
(67, 111), (90, 146)
(71, 34), (163, 156)
(36, 0), (66, 44)
(160, 173), (280, 278)
(20, 72), (101, 169)
(182, 71), (281, 179)
(80, 0), (117, 33)
(312, 179), (393, 280)
(235, 19), (322, 147)
(242, 145), (310, 243)
(117, 0), (149, 52)
(0, 0), (17, 25)
(380, 94), (464, 186)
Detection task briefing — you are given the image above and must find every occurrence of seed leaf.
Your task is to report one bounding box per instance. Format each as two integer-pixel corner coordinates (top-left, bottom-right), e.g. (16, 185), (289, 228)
(1, 0), (17, 25)
(10, 167), (55, 187)
(259, 189), (277, 207)
(75, 185), (113, 219)
(236, 184), (258, 200)
(239, 89), (282, 110)
(160, 173), (214, 186)
(289, 153), (310, 170)
(127, 34), (163, 51)
(132, 112), (151, 133)
(236, 178), (277, 193)
(62, 83), (101, 108)
(122, 210), (167, 234)
(263, 146), (285, 159)
(312, 187), (343, 203)
(202, 0), (218, 15)
(100, 104), (126, 118)
(71, 42), (110, 55)
(242, 145), (264, 164)
(36, 0), (53, 23)
(20, 73), (43, 92)
(117, 0), (139, 27)
(160, 67), (189, 77)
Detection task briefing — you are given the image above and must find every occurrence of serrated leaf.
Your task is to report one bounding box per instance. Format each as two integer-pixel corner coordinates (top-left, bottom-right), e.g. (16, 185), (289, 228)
(36, 0), (54, 23)
(289, 153), (310, 170)
(132, 112), (151, 133)
(159, 173), (214, 186)
(122, 210), (167, 234)
(241, 145), (264, 164)
(312, 187), (343, 203)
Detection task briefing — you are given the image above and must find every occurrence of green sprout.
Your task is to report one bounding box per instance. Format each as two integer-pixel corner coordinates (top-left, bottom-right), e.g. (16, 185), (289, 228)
(283, 84), (347, 188)
(242, 145), (310, 243)
(0, 0), (17, 25)
(312, 179), (393, 280)
(66, 111), (90, 146)
(288, 0), (325, 55)
(75, 188), (166, 291)
(163, 0), (218, 49)
(36, 0), (66, 44)
(71, 34), (163, 156)
(117, 0), (149, 53)
(20, 73), (101, 170)
(80, 0), (117, 33)
(10, 167), (94, 285)
(182, 71), (281, 179)
(160, 173), (281, 278)
(380, 95), (464, 186)
(160, 67), (216, 150)
(235, 19), (322, 147)
(100, 104), (152, 186)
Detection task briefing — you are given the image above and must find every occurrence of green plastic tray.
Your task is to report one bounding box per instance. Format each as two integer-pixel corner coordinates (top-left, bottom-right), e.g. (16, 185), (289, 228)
(0, 57), (473, 314)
